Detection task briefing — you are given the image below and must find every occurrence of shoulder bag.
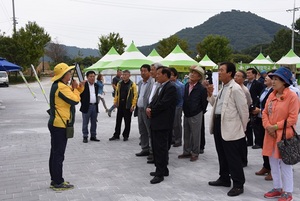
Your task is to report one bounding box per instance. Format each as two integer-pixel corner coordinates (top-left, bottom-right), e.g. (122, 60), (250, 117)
(277, 120), (300, 165)
(55, 108), (74, 139)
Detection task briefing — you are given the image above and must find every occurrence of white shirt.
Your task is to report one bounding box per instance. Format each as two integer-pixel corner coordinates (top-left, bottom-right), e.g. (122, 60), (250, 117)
(148, 82), (160, 104)
(137, 80), (149, 108)
(89, 82), (96, 104)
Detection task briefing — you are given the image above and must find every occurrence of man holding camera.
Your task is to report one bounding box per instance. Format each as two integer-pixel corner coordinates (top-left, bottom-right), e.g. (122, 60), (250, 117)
(244, 68), (264, 149)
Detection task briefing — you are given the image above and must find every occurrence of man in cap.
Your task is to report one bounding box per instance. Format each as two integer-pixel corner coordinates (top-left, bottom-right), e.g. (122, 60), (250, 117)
(48, 63), (84, 190)
(178, 65), (208, 162)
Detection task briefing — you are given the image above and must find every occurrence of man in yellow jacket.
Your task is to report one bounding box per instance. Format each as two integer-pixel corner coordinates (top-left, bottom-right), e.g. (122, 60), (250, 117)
(109, 70), (137, 141)
(48, 63), (84, 191)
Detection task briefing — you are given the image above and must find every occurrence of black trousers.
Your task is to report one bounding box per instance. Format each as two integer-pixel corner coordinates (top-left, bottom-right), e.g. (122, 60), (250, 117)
(152, 129), (169, 177)
(200, 114), (205, 150)
(113, 101), (132, 139)
(256, 117), (271, 170)
(213, 116), (245, 188)
(48, 124), (68, 185)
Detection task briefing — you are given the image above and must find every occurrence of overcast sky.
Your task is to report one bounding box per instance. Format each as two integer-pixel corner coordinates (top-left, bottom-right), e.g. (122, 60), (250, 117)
(0, 0), (299, 50)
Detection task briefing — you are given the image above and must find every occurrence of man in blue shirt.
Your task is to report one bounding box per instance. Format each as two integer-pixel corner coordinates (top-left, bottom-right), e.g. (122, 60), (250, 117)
(169, 68), (184, 147)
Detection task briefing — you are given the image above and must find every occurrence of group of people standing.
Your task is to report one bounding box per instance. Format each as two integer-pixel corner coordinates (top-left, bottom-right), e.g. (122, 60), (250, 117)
(47, 61), (299, 201)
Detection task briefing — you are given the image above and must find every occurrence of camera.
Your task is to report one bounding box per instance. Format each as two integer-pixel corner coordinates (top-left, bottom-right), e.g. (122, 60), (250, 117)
(249, 104), (255, 113)
(206, 70), (213, 84)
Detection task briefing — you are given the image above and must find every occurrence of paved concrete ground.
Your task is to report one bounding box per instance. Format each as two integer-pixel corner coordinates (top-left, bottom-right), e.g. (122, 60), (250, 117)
(0, 77), (300, 201)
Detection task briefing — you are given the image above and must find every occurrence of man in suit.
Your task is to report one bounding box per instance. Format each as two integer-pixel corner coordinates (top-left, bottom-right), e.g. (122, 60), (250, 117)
(207, 62), (249, 197)
(252, 70), (275, 181)
(146, 66), (177, 184)
(146, 62), (162, 164)
(80, 71), (100, 143)
(245, 67), (264, 148)
(135, 64), (155, 157)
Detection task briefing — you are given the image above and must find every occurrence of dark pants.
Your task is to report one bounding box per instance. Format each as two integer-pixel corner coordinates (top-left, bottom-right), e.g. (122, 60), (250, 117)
(152, 129), (169, 177)
(257, 117), (271, 170)
(200, 114), (205, 150)
(113, 101), (132, 139)
(213, 116), (245, 188)
(82, 104), (98, 138)
(245, 121), (253, 146)
(253, 117), (264, 147)
(48, 124), (68, 185)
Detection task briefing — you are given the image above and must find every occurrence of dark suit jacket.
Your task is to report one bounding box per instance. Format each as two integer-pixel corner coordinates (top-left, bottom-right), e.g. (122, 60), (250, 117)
(244, 79), (264, 106)
(149, 81), (177, 131)
(258, 88), (273, 111)
(80, 82), (99, 113)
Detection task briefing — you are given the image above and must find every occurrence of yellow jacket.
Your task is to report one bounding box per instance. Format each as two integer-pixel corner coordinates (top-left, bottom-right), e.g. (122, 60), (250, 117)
(113, 80), (137, 109)
(48, 81), (84, 128)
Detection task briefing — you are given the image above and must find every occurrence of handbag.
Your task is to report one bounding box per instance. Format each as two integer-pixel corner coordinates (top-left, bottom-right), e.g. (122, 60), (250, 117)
(277, 120), (300, 165)
(55, 108), (74, 139)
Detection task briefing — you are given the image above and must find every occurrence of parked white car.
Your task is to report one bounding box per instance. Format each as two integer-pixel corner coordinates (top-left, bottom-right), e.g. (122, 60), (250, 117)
(0, 71), (9, 87)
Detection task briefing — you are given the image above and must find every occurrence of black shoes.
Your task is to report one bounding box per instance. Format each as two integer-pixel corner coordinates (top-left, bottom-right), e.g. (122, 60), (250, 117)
(136, 150), (150, 157)
(252, 144), (262, 149)
(150, 176), (164, 184)
(150, 168), (169, 177)
(123, 137), (128, 141)
(147, 159), (154, 164)
(227, 187), (244, 196)
(83, 137), (88, 143)
(173, 143), (182, 147)
(208, 179), (231, 187)
(90, 137), (100, 142)
(109, 136), (120, 141)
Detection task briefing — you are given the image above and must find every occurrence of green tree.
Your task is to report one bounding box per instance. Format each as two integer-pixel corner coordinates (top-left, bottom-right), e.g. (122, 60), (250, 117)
(265, 29), (298, 61)
(196, 35), (232, 63)
(13, 21), (51, 70)
(81, 56), (100, 68)
(156, 35), (190, 58)
(231, 54), (254, 63)
(294, 18), (300, 31)
(98, 32), (126, 56)
(0, 35), (17, 62)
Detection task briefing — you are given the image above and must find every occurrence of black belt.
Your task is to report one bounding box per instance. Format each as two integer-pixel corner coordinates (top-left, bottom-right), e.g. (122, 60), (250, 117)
(215, 114), (221, 118)
(89, 103), (96, 105)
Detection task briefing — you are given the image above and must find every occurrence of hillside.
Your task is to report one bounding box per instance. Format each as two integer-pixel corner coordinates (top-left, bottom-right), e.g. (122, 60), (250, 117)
(139, 10), (289, 56)
(62, 44), (99, 58)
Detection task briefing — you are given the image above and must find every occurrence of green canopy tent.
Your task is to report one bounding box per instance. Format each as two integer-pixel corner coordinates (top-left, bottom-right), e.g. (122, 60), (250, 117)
(84, 46), (120, 72)
(250, 53), (274, 65)
(198, 54), (217, 70)
(160, 45), (198, 72)
(276, 49), (300, 65)
(104, 42), (153, 70)
(147, 49), (163, 63)
(266, 55), (274, 63)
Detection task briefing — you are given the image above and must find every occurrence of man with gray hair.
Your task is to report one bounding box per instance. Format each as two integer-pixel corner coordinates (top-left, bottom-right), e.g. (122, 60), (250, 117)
(146, 62), (162, 164)
(178, 65), (208, 162)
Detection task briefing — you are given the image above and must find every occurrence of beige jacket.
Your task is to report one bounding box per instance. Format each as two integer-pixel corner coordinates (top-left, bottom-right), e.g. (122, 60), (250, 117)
(208, 79), (249, 141)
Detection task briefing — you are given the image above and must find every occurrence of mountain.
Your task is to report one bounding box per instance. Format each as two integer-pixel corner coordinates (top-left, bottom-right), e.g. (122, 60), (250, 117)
(138, 10), (289, 56)
(62, 44), (99, 58)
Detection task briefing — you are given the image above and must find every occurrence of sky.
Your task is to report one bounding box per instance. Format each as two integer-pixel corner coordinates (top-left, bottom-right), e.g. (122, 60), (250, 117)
(0, 0), (299, 50)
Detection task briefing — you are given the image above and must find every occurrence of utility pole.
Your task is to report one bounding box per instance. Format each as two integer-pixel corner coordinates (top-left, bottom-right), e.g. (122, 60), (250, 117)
(287, 0), (300, 50)
(12, 0), (17, 35)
